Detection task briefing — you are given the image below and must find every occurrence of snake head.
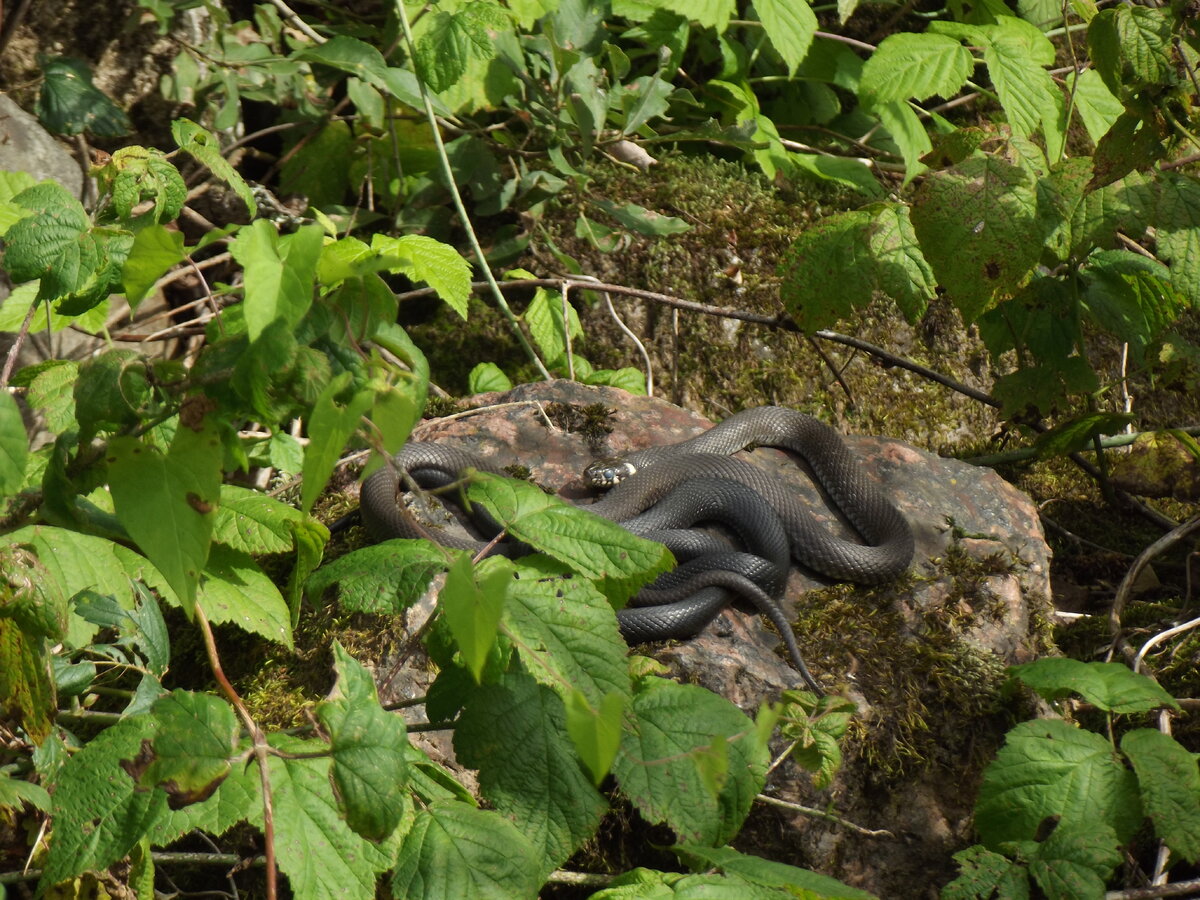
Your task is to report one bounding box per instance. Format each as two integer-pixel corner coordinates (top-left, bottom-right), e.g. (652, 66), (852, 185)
(584, 458), (637, 488)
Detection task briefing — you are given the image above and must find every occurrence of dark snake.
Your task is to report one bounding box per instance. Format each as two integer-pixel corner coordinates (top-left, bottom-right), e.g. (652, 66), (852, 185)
(360, 406), (914, 692)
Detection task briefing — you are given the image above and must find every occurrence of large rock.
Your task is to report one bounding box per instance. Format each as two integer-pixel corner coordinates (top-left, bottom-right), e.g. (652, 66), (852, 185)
(369, 379), (1052, 897)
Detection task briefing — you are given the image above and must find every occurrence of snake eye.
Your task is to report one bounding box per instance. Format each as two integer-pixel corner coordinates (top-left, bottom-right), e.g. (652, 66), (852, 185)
(584, 459), (633, 488)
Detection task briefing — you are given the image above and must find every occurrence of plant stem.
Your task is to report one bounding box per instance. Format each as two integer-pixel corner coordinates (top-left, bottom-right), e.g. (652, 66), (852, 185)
(391, 0), (551, 381)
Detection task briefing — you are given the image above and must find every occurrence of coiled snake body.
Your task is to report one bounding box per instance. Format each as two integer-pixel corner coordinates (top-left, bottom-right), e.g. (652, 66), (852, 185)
(360, 406), (914, 692)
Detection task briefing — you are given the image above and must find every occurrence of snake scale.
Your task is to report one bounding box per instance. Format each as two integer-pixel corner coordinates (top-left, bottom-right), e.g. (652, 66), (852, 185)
(360, 406), (914, 692)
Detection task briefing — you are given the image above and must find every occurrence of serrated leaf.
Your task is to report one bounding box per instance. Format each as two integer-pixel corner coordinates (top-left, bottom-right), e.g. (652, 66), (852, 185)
(1153, 172), (1200, 302)
(2, 181), (101, 304)
(1026, 821), (1121, 900)
(212, 484), (304, 554)
(944, 844), (1031, 900)
(230, 219), (323, 343)
(861, 32), (973, 104)
(318, 642), (410, 842)
(0, 391), (28, 497)
(1121, 728), (1200, 862)
(256, 734), (396, 900)
(372, 234), (471, 320)
(455, 672), (607, 876)
(466, 473), (672, 603)
(0, 618), (56, 743)
(391, 800), (542, 899)
(138, 690), (239, 807)
(414, 7), (497, 93)
(305, 539), (452, 614)
(147, 750), (259, 847)
(467, 362), (512, 393)
(1081, 250), (1186, 363)
(74, 349), (150, 442)
(911, 156), (1040, 321)
(525, 287), (581, 363)
(614, 678), (768, 846)
(980, 28), (1062, 146)
(38, 716), (167, 891)
(108, 418), (221, 611)
(0, 770), (51, 812)
(35, 56), (130, 137)
(672, 845), (877, 899)
(196, 544), (293, 648)
(755, 0), (817, 75)
(95, 146), (186, 224)
(503, 556), (632, 709)
(1010, 658), (1180, 713)
(975, 718), (1142, 849)
(301, 372), (374, 514)
(1067, 69), (1123, 146)
(441, 554), (510, 682)
(171, 119), (257, 216)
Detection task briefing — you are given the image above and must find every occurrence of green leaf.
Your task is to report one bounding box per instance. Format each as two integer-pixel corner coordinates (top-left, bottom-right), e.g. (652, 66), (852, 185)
(672, 845), (877, 898)
(35, 56), (130, 137)
(0, 769), (51, 812)
(525, 287), (582, 364)
(614, 678), (768, 846)
(755, 0), (817, 75)
(593, 200), (692, 237)
(414, 6), (498, 93)
(95, 146), (186, 224)
(944, 844), (1031, 900)
(875, 100), (932, 183)
(468, 362), (513, 393)
(2, 181), (109, 305)
(1025, 821), (1121, 900)
(1088, 7), (1175, 98)
(975, 718), (1142, 849)
(466, 473), (673, 603)
(74, 349), (150, 442)
(979, 25), (1062, 146)
(300, 372), (374, 514)
(583, 367), (648, 394)
(38, 716), (167, 891)
(122, 224), (185, 308)
(860, 32), (973, 104)
(1153, 172), (1200, 303)
(911, 156), (1040, 321)
(230, 220), (324, 343)
(147, 752), (259, 848)
(1032, 412), (1137, 458)
(1081, 250), (1186, 363)
(108, 416), (222, 611)
(0, 617), (57, 744)
(0, 391), (28, 498)
(1010, 658), (1180, 713)
(318, 643), (411, 842)
(171, 119), (257, 217)
(779, 203), (935, 331)
(139, 690), (240, 808)
(565, 688), (625, 787)
(196, 544), (293, 648)
(503, 556), (632, 709)
(280, 120), (353, 209)
(305, 540), (451, 614)
(257, 734), (396, 900)
(1067, 69), (1123, 146)
(372, 234), (472, 320)
(1121, 728), (1200, 862)
(441, 554), (510, 682)
(455, 672), (608, 876)
(391, 800), (542, 899)
(786, 154), (882, 198)
(212, 484), (305, 554)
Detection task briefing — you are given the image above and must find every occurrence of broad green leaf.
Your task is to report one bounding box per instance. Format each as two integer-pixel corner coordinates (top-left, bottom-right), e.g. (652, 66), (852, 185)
(755, 0), (816, 74)
(212, 484), (305, 554)
(786, 153), (882, 197)
(468, 362), (512, 393)
(1067, 69), (1123, 146)
(614, 678), (768, 846)
(147, 751), (259, 847)
(108, 417), (222, 611)
(860, 32), (972, 104)
(372, 234), (471, 319)
(525, 287), (582, 363)
(196, 545), (293, 648)
(975, 718), (1142, 848)
(300, 371), (374, 514)
(171, 119), (257, 216)
(0, 617), (56, 743)
(38, 716), (167, 891)
(1024, 821), (1121, 900)
(95, 146), (186, 224)
(440, 554), (510, 683)
(318, 643), (411, 842)
(1082, 250), (1186, 363)
(503, 556), (632, 709)
(621, 73), (673, 135)
(74, 349), (150, 442)
(1153, 172), (1200, 303)
(298, 35), (392, 88)
(1032, 412), (1137, 458)
(591, 868), (790, 898)
(122, 224), (185, 308)
(565, 689), (625, 787)
(414, 7), (499, 93)
(391, 800), (542, 899)
(35, 56), (130, 137)
(1089, 111), (1166, 191)
(0, 543), (67, 642)
(305, 540), (452, 614)
(455, 672), (607, 876)
(230, 219), (324, 342)
(672, 845), (877, 899)
(911, 156), (1040, 321)
(466, 473), (673, 603)
(2, 181), (107, 305)
(991, 358), (1099, 419)
(0, 391), (28, 497)
(592, 200), (691, 236)
(944, 844), (1030, 900)
(1121, 728), (1200, 862)
(874, 100), (932, 183)
(0, 769), (51, 812)
(256, 734), (396, 900)
(1088, 7), (1175, 97)
(1010, 658), (1180, 713)
(137, 690), (240, 807)
(979, 28), (1062, 148)
(584, 367), (647, 394)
